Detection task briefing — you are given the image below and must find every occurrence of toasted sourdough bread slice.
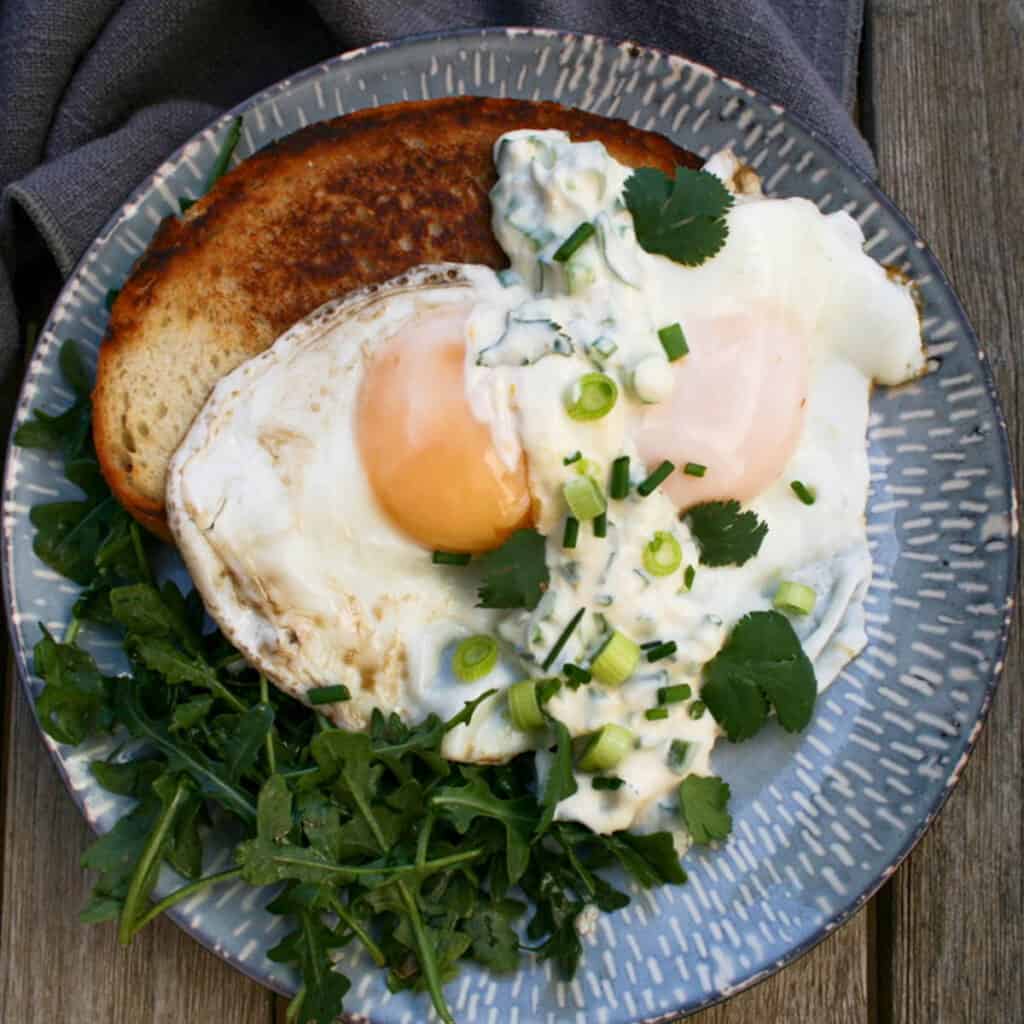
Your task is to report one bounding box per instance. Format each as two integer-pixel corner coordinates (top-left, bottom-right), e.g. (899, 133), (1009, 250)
(94, 97), (700, 538)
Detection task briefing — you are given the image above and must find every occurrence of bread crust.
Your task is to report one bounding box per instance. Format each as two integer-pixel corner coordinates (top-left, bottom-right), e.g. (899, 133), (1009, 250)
(93, 97), (700, 536)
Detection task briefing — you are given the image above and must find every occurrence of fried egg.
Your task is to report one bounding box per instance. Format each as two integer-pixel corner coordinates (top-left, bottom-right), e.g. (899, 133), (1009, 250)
(167, 129), (925, 839)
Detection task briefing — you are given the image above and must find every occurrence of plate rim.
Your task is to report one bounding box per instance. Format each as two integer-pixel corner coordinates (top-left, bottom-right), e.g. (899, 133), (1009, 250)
(2, 24), (1018, 1023)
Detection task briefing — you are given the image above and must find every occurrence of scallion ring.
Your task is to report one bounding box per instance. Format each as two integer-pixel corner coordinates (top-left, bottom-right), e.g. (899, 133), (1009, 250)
(774, 580), (817, 616)
(590, 629), (640, 686)
(563, 475), (607, 521)
(565, 372), (618, 422)
(642, 531), (683, 576)
(578, 723), (635, 772)
(507, 679), (545, 731)
(453, 635), (499, 682)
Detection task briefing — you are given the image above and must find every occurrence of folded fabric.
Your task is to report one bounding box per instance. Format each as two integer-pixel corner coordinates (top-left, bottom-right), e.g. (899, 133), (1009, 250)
(0, 0), (869, 401)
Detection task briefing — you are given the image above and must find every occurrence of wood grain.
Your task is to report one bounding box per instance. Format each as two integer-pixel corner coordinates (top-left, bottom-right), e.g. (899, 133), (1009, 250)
(867, 0), (1024, 1021)
(0, 676), (274, 1023)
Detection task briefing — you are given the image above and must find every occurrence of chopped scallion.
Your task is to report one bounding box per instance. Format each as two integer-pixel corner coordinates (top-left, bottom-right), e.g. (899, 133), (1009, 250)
(645, 707), (670, 721)
(590, 630), (640, 686)
(563, 450), (582, 465)
(658, 322), (689, 361)
(553, 221), (596, 262)
(683, 462), (707, 477)
(645, 641), (678, 663)
(565, 372), (618, 421)
(563, 516), (580, 549)
(452, 635), (499, 682)
(791, 480), (817, 505)
(637, 460), (675, 497)
(432, 551), (471, 566)
(309, 685), (351, 706)
(689, 700), (707, 720)
(542, 607), (586, 671)
(593, 511), (608, 538)
(667, 739), (690, 774)
(592, 776), (624, 791)
(610, 455), (630, 499)
(683, 565), (696, 591)
(658, 683), (692, 704)
(508, 680), (544, 731)
(564, 663), (592, 688)
(578, 723), (635, 772)
(642, 531), (682, 576)
(563, 475), (606, 521)
(773, 580), (817, 616)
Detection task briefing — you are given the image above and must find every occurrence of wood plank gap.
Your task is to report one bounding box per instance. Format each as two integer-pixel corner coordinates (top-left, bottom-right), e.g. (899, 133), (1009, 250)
(856, 0), (878, 150)
(867, 880), (895, 1024)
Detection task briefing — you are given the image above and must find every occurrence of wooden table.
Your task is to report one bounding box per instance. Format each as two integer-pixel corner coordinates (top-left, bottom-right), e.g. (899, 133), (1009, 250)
(2, 2), (1021, 1021)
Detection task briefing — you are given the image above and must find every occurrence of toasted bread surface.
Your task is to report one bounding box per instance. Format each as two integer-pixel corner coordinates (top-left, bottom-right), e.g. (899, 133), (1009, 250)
(93, 97), (700, 537)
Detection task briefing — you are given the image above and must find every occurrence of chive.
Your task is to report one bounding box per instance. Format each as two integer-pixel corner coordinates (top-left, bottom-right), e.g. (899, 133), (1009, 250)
(593, 511), (608, 538)
(637, 460), (675, 496)
(645, 641), (678, 663)
(542, 607), (586, 671)
(592, 776), (624, 791)
(683, 565), (696, 590)
(590, 630), (640, 686)
(564, 663), (592, 688)
(553, 221), (596, 262)
(668, 739), (690, 774)
(508, 680), (544, 731)
(563, 475), (606, 521)
(683, 462), (706, 477)
(642, 532), (682, 576)
(432, 551), (471, 566)
(658, 683), (692, 704)
(309, 685), (351, 705)
(640, 641), (661, 650)
(563, 516), (580, 549)
(565, 372), (618, 421)
(204, 116), (243, 192)
(578, 724), (635, 772)
(658, 322), (689, 361)
(453, 635), (499, 682)
(791, 480), (816, 505)
(774, 580), (817, 616)
(645, 707), (670, 721)
(564, 450), (582, 465)
(610, 456), (631, 499)
(689, 700), (707, 720)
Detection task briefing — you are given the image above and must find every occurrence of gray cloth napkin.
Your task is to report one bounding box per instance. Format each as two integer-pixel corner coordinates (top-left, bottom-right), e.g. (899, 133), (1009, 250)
(0, 0), (869, 406)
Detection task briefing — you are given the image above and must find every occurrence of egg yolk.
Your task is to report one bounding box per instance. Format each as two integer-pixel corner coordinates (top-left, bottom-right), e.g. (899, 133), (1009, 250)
(357, 305), (533, 553)
(636, 310), (809, 510)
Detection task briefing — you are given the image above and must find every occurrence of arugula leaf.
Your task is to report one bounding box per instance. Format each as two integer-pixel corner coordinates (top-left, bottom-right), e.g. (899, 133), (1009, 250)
(702, 610), (817, 740)
(465, 905), (522, 972)
(223, 703), (275, 782)
(110, 582), (200, 654)
(90, 755), (164, 797)
(432, 772), (537, 885)
(685, 499), (768, 567)
(170, 695), (214, 732)
(624, 166), (734, 267)
(600, 831), (688, 886)
(31, 496), (119, 584)
(476, 528), (549, 610)
(678, 775), (733, 845)
(33, 626), (114, 745)
(536, 718), (577, 837)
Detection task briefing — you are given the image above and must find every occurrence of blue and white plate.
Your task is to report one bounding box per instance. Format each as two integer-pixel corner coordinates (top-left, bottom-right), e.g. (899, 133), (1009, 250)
(3, 28), (1017, 1024)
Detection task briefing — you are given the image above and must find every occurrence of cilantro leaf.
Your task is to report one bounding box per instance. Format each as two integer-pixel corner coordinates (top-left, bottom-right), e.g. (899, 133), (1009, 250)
(624, 166), (733, 267)
(678, 775), (733, 845)
(702, 610), (817, 741)
(686, 499), (768, 567)
(476, 528), (549, 610)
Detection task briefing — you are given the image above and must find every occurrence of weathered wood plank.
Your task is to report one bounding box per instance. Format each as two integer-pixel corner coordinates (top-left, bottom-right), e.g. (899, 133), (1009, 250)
(691, 914), (869, 1023)
(868, 0), (1024, 1021)
(0, 677), (274, 1024)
